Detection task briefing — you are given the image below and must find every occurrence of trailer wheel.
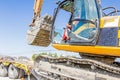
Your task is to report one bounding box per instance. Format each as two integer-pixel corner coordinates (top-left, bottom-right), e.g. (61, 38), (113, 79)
(8, 64), (25, 79)
(0, 63), (8, 77)
(8, 64), (20, 79)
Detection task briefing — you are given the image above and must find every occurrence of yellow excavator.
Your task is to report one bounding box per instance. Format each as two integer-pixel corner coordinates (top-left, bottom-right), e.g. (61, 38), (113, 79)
(27, 0), (120, 79)
(28, 0), (120, 64)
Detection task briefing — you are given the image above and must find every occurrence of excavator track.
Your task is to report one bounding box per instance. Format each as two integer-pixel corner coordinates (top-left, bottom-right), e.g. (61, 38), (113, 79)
(33, 55), (120, 80)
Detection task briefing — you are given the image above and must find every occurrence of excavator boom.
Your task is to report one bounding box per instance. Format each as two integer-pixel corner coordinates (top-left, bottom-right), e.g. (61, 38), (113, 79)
(33, 0), (43, 18)
(27, 0), (52, 46)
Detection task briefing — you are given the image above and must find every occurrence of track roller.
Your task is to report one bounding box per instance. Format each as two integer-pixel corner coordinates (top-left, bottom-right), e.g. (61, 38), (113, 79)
(0, 63), (8, 77)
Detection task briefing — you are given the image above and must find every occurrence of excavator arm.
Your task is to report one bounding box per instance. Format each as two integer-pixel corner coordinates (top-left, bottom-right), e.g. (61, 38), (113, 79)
(30, 0), (44, 26)
(33, 0), (43, 18)
(27, 0), (52, 46)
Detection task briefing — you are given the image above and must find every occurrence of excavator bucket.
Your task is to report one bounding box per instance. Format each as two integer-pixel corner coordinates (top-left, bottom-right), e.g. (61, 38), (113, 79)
(27, 15), (52, 47)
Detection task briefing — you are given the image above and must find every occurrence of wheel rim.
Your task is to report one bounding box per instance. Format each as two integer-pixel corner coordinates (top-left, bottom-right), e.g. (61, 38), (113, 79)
(0, 63), (8, 77)
(8, 64), (19, 79)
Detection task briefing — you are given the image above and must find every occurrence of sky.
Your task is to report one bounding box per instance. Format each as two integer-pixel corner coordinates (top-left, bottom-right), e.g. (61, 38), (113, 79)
(0, 0), (120, 57)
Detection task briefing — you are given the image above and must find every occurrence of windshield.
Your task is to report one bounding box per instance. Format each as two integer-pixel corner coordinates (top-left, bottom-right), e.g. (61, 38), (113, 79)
(73, 0), (98, 20)
(52, 0), (99, 44)
(53, 9), (71, 44)
(69, 0), (99, 43)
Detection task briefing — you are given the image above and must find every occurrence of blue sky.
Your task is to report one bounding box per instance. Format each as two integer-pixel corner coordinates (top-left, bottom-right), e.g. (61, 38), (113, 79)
(0, 0), (57, 57)
(0, 0), (120, 57)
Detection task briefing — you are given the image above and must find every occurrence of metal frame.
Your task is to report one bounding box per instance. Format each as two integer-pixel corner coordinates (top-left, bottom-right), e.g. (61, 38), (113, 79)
(103, 7), (120, 16)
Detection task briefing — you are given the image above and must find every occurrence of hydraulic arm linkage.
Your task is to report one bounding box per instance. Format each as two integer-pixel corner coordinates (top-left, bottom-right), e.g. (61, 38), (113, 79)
(30, 0), (44, 26)
(27, 0), (52, 46)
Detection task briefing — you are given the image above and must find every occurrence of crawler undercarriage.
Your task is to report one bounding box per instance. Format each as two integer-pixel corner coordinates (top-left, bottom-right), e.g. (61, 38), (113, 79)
(32, 54), (120, 80)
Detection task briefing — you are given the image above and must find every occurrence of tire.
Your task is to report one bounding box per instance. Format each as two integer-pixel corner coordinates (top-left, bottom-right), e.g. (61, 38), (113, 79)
(8, 64), (20, 79)
(8, 64), (25, 79)
(0, 63), (8, 77)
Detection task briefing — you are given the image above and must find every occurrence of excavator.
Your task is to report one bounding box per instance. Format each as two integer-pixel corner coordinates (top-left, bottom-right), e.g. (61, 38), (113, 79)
(28, 0), (120, 63)
(0, 0), (120, 80)
(27, 0), (120, 79)
(1, 0), (120, 80)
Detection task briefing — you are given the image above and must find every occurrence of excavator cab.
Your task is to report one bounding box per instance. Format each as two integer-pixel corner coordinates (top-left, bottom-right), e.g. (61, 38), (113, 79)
(51, 0), (120, 58)
(51, 0), (101, 45)
(27, 0), (120, 58)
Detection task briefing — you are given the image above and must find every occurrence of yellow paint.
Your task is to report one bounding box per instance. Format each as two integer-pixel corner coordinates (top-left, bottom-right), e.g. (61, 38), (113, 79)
(74, 23), (95, 35)
(13, 62), (21, 67)
(12, 62), (31, 74)
(2, 62), (10, 66)
(118, 30), (120, 38)
(100, 18), (104, 28)
(74, 26), (87, 35)
(0, 61), (31, 74)
(119, 16), (120, 27)
(53, 44), (120, 57)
